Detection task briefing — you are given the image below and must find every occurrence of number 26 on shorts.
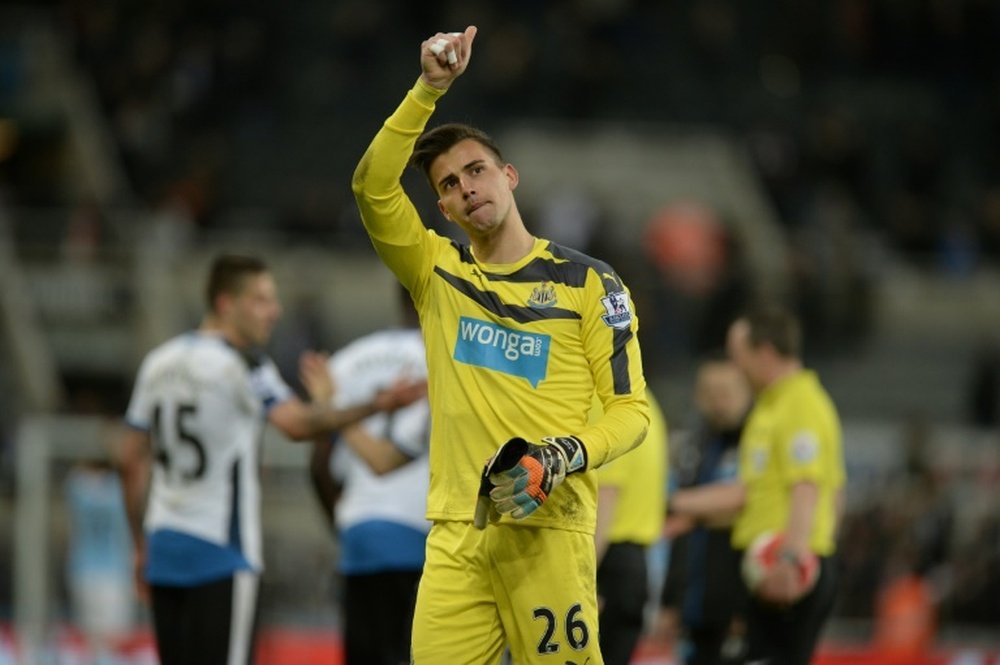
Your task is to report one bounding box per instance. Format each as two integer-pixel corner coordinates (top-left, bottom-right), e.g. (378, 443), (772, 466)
(532, 603), (590, 655)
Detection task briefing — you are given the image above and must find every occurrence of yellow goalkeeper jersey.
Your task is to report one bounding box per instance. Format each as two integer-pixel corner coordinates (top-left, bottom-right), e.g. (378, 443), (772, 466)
(353, 79), (650, 533)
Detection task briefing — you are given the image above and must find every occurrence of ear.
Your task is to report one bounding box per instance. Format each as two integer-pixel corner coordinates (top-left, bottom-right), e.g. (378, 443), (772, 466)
(504, 163), (519, 191)
(760, 343), (782, 363)
(215, 292), (234, 316)
(437, 199), (452, 222)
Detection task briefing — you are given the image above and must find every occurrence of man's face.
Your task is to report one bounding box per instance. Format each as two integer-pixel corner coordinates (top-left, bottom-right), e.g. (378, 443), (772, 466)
(429, 138), (519, 240)
(695, 360), (751, 431)
(726, 319), (766, 393)
(221, 272), (282, 348)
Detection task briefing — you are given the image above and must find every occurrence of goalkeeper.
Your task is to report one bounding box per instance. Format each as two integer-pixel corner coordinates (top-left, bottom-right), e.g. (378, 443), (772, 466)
(351, 26), (650, 665)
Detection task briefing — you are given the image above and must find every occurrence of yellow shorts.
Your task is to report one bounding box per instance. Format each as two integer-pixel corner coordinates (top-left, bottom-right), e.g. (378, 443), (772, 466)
(412, 520), (603, 665)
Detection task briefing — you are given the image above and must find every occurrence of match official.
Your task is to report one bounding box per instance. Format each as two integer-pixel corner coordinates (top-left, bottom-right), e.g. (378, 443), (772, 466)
(669, 306), (844, 665)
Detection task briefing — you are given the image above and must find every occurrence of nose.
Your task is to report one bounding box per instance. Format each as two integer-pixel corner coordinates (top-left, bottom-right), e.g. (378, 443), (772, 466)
(460, 178), (475, 198)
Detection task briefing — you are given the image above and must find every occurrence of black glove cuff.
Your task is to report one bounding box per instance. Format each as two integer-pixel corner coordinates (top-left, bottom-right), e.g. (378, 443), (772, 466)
(542, 435), (588, 473)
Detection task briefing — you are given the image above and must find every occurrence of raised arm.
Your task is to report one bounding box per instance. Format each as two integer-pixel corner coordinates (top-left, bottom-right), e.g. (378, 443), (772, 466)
(350, 27), (477, 292)
(350, 25), (476, 203)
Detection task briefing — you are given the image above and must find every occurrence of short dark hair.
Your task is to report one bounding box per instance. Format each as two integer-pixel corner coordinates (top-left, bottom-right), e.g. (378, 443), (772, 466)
(410, 122), (505, 186)
(206, 254), (268, 312)
(743, 304), (802, 358)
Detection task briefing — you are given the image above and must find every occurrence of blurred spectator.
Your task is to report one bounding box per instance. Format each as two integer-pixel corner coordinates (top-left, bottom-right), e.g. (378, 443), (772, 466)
(788, 183), (876, 354)
(534, 185), (603, 255)
(643, 200), (739, 357)
(801, 108), (872, 216)
(967, 341), (1000, 429)
(873, 536), (937, 665)
(946, 513), (1000, 626)
(0, 118), (18, 171)
(835, 413), (957, 627)
(50, 0), (999, 289)
(645, 200), (729, 300)
(976, 183), (1000, 261)
(145, 187), (197, 258)
(897, 414), (954, 579)
(64, 457), (135, 665)
(835, 504), (891, 619)
(694, 230), (750, 356)
(937, 212), (979, 278)
(61, 198), (109, 264)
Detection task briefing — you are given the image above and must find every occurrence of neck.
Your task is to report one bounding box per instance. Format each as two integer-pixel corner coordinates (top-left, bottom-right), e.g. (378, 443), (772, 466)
(763, 358), (802, 388)
(201, 315), (247, 349)
(199, 315), (220, 334)
(471, 219), (535, 264)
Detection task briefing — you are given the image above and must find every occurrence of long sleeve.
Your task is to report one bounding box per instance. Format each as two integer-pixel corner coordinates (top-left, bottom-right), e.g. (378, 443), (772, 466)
(351, 78), (447, 294)
(575, 270), (649, 468)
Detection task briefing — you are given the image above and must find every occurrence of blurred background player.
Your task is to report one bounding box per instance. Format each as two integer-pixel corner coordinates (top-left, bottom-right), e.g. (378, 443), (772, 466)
(303, 288), (430, 665)
(669, 305), (845, 665)
(653, 354), (751, 665)
(592, 388), (668, 665)
(117, 254), (424, 665)
(64, 456), (134, 665)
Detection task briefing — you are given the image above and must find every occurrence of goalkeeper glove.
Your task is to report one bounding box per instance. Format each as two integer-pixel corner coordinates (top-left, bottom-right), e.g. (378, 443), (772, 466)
(473, 435), (588, 529)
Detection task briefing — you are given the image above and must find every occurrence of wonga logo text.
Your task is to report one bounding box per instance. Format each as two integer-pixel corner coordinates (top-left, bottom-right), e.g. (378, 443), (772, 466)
(453, 317), (550, 387)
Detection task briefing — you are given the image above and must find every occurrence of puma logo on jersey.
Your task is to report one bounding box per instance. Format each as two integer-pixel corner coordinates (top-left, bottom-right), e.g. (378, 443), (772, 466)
(454, 316), (550, 387)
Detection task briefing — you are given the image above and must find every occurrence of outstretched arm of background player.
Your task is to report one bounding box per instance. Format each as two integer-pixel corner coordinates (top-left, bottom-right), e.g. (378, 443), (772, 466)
(341, 424), (414, 476)
(269, 351), (426, 441)
(300, 350), (419, 475)
(117, 425), (151, 603)
(669, 480), (747, 526)
(269, 387), (425, 441)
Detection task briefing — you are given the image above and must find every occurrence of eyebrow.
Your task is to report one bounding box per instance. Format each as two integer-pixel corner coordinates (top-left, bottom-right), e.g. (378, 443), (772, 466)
(436, 159), (487, 190)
